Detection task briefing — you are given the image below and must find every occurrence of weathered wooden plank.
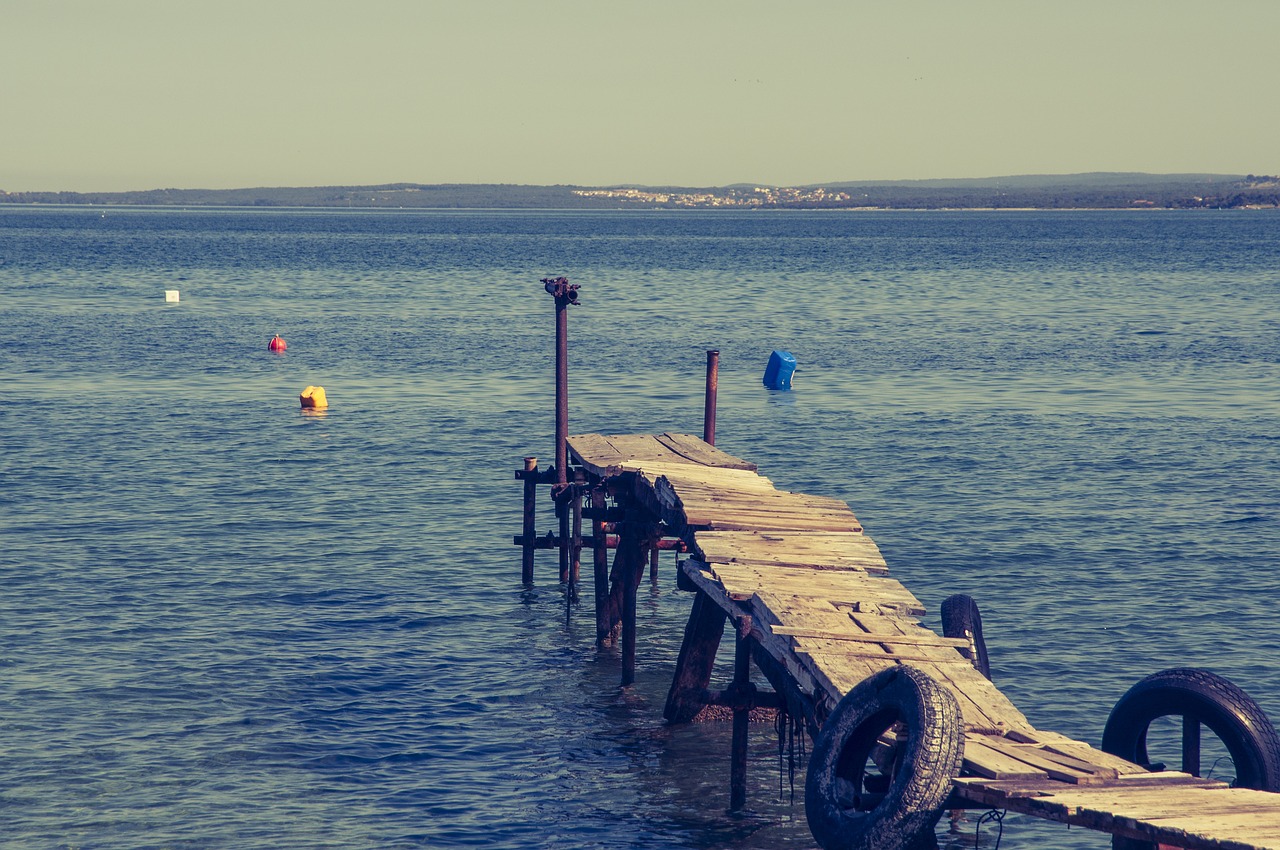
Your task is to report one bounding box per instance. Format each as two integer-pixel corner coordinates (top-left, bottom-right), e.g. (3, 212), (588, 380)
(952, 772), (1226, 802)
(679, 500), (861, 526)
(678, 500), (860, 525)
(798, 646), (970, 666)
(636, 462), (775, 488)
(711, 563), (922, 610)
(790, 648), (894, 698)
(662, 483), (854, 510)
(734, 593), (828, 706)
(567, 433), (630, 476)
(1004, 785), (1280, 850)
(680, 499), (860, 524)
(902, 662), (1019, 734)
(705, 555), (890, 575)
(838, 616), (1031, 732)
(653, 433), (758, 470)
(1009, 729), (1150, 776)
(912, 660), (1036, 735)
(694, 530), (884, 570)
(1136, 813), (1280, 850)
(961, 736), (1053, 780)
(691, 512), (864, 533)
(769, 625), (971, 648)
(972, 736), (1120, 784)
(570, 434), (756, 477)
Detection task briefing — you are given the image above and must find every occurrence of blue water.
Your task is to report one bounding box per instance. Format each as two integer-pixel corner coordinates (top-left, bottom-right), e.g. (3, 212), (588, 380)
(3, 206), (1279, 849)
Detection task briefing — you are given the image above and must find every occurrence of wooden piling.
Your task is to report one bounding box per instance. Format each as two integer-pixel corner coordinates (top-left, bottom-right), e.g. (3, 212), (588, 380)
(663, 590), (728, 723)
(616, 515), (659, 687)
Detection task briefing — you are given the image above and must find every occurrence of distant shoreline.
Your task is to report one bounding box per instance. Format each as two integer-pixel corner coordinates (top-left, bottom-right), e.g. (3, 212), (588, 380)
(3, 172), (1278, 211)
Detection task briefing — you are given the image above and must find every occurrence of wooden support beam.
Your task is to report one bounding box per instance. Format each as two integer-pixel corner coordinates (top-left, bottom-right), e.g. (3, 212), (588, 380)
(664, 590), (728, 723)
(616, 516), (659, 686)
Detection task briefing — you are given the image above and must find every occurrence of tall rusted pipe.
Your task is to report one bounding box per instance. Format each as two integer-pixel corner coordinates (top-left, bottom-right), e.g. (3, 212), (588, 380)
(554, 290), (570, 484)
(703, 349), (719, 446)
(543, 277), (579, 584)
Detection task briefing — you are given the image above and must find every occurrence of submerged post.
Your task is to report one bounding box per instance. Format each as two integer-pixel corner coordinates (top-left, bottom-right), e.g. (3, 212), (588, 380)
(703, 349), (719, 446)
(729, 623), (751, 811)
(591, 486), (610, 644)
(543, 277), (580, 584)
(521, 457), (538, 584)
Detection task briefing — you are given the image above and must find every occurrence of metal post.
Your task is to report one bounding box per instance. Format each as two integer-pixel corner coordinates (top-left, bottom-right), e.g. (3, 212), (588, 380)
(703, 349), (719, 446)
(592, 486), (610, 645)
(1182, 716), (1202, 776)
(730, 625), (751, 811)
(569, 478), (582, 599)
(621, 523), (638, 687)
(521, 457), (538, 584)
(543, 277), (579, 583)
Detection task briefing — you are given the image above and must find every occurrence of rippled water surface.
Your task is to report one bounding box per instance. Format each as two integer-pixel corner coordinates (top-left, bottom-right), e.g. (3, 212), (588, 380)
(3, 207), (1279, 849)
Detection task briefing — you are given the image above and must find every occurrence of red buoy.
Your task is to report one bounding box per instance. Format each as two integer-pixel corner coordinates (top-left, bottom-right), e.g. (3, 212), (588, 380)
(268, 334), (287, 352)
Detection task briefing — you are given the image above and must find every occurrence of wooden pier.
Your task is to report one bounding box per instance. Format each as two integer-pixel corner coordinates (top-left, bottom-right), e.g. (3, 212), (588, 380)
(518, 430), (1280, 850)
(516, 281), (1280, 849)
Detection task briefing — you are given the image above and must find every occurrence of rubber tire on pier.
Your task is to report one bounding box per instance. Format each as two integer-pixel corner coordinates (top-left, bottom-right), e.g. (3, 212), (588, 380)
(1101, 667), (1280, 791)
(940, 594), (991, 681)
(805, 665), (964, 850)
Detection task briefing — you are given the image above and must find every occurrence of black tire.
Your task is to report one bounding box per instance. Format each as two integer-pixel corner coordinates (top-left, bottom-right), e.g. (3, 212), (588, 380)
(940, 594), (991, 681)
(1101, 667), (1280, 791)
(805, 666), (964, 850)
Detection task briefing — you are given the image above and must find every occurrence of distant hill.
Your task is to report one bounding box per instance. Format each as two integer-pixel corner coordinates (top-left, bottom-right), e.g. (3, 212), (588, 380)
(3, 173), (1278, 210)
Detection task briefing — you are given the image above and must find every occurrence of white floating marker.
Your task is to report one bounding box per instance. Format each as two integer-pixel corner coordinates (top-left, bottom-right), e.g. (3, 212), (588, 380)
(165, 290), (180, 303)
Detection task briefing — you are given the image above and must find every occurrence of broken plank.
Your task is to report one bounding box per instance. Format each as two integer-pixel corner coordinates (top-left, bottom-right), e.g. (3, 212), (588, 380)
(653, 433), (758, 469)
(961, 736), (1053, 780)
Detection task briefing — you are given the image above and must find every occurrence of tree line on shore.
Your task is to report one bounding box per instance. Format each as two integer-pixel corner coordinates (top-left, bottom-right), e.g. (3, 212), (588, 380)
(3, 174), (1277, 210)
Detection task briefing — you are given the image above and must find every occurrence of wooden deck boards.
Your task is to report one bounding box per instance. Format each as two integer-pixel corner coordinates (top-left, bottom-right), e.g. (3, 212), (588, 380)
(565, 433), (1280, 850)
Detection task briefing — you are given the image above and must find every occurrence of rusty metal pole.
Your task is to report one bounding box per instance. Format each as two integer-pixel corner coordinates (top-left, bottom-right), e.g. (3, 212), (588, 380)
(543, 277), (579, 584)
(521, 456), (538, 584)
(591, 485), (610, 644)
(703, 349), (719, 446)
(569, 472), (583, 600)
(729, 624), (751, 811)
(621, 521), (639, 687)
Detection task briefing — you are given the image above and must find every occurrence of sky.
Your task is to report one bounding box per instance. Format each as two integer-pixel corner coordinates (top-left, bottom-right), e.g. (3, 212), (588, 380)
(4, 0), (1278, 192)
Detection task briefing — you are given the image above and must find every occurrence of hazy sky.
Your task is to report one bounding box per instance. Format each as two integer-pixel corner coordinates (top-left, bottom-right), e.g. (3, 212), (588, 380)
(5, 0), (1277, 192)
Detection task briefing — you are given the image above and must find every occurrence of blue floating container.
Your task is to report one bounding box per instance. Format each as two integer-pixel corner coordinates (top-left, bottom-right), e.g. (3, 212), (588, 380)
(762, 349), (796, 390)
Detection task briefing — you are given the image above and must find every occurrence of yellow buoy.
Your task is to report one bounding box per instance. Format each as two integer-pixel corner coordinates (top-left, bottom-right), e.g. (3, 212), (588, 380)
(300, 386), (328, 409)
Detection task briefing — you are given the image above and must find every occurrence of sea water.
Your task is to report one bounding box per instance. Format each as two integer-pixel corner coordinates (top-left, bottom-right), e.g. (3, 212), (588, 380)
(2, 206), (1279, 849)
